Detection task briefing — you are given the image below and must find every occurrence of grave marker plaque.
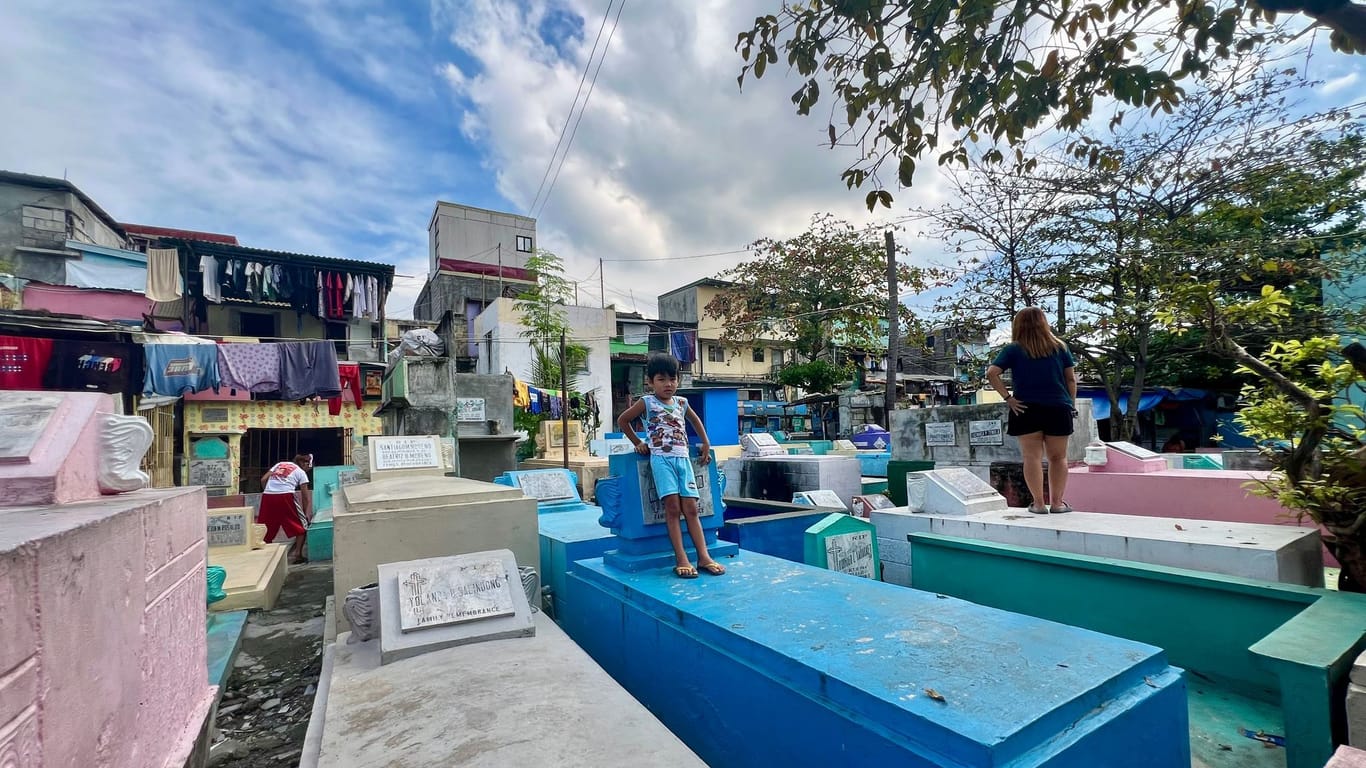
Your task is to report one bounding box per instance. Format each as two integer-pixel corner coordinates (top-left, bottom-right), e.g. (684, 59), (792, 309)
(207, 511), (247, 547)
(456, 397), (486, 422)
(637, 459), (715, 524)
(200, 407), (230, 424)
(396, 557), (516, 633)
(516, 471), (577, 502)
(369, 436), (442, 472)
(825, 530), (876, 578)
(925, 422), (956, 447)
(189, 459), (232, 487)
(968, 419), (1003, 446)
(0, 392), (61, 463)
(793, 489), (848, 510)
(804, 512), (880, 580)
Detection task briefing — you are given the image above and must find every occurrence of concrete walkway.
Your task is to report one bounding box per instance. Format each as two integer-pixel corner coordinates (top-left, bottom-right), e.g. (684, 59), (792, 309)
(210, 564), (332, 767)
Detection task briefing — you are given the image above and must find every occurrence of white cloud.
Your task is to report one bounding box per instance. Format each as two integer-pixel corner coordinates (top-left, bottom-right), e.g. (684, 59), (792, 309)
(0, 0), (449, 316)
(1322, 72), (1359, 95)
(430, 0), (953, 314)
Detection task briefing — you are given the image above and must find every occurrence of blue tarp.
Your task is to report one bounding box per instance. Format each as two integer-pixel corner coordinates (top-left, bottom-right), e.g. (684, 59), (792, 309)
(1086, 392), (1167, 422)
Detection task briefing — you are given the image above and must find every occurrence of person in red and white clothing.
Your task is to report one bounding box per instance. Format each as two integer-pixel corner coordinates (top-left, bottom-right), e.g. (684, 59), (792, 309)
(258, 454), (313, 564)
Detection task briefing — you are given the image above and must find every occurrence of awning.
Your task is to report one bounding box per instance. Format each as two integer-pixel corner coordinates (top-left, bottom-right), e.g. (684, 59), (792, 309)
(1086, 392), (1166, 421)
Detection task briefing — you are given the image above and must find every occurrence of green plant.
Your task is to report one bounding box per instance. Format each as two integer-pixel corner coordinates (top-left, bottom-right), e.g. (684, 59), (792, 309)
(1161, 283), (1366, 588)
(777, 358), (852, 394)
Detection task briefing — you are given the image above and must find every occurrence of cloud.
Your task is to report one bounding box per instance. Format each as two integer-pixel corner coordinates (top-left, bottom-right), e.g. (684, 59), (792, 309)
(0, 0), (958, 323)
(1322, 72), (1359, 96)
(430, 0), (953, 314)
(0, 0), (460, 317)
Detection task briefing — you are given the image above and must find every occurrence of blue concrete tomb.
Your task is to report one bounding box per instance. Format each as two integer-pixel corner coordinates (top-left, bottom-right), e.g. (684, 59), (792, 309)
(495, 468), (615, 619)
(561, 451), (1193, 767)
(594, 452), (739, 571)
(804, 512), (880, 579)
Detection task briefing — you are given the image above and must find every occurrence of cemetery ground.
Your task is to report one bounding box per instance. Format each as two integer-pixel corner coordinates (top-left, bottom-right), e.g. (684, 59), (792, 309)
(210, 564), (331, 767)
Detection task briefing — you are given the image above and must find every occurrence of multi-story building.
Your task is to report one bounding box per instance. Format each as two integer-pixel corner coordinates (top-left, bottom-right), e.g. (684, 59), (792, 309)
(413, 202), (538, 369)
(472, 297), (615, 432)
(657, 278), (788, 399)
(0, 169), (396, 494)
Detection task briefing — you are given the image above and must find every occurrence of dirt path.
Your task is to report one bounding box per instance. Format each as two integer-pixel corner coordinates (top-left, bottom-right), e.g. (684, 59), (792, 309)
(210, 564), (332, 767)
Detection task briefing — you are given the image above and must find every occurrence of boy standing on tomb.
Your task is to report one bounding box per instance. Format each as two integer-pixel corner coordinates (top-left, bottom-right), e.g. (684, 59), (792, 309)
(617, 352), (726, 579)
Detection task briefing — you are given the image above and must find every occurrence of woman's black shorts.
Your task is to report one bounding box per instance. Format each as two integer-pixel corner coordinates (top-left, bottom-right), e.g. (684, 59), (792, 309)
(1006, 402), (1075, 437)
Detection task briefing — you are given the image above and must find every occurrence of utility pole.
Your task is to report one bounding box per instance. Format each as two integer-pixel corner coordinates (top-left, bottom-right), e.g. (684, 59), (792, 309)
(497, 243), (503, 299)
(599, 258), (605, 309)
(560, 330), (570, 470)
(885, 230), (900, 422)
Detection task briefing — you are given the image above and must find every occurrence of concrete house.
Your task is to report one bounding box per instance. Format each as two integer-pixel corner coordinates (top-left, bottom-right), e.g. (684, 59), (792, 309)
(413, 201), (538, 368)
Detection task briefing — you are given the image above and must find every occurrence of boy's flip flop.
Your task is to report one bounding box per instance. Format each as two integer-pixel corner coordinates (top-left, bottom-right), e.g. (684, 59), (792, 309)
(674, 565), (698, 579)
(698, 562), (726, 576)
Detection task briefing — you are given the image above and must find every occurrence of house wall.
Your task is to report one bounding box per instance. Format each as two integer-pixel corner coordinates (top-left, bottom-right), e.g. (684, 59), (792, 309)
(182, 399), (384, 495)
(473, 298), (615, 427)
(0, 181), (127, 283)
(660, 283), (788, 379)
(428, 202), (537, 276)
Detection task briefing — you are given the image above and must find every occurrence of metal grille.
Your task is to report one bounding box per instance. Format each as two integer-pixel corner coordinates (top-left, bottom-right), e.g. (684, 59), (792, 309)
(239, 427), (344, 493)
(139, 402), (176, 488)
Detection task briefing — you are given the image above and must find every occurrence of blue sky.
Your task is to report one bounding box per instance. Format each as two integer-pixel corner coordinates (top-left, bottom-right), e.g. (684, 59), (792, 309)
(1, 1), (1362, 320)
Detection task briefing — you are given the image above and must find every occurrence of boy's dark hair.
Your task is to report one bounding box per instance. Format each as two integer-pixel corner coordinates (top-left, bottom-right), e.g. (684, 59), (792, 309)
(646, 352), (680, 379)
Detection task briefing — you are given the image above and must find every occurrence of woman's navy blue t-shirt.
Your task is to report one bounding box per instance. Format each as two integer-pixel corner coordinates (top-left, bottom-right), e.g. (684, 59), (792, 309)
(991, 342), (1075, 406)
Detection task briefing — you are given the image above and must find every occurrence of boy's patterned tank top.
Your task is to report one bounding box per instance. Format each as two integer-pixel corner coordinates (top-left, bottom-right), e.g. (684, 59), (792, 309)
(642, 394), (690, 458)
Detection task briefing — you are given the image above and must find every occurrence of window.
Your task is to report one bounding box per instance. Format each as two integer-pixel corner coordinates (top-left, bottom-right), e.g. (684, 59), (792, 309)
(772, 349), (784, 366)
(516, 235), (533, 253)
(752, 348), (765, 363)
(239, 311), (276, 339)
(708, 345), (725, 363)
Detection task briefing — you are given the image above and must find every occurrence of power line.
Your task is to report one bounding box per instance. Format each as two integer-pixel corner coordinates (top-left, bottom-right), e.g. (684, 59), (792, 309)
(527, 0), (617, 217)
(533, 0), (626, 220)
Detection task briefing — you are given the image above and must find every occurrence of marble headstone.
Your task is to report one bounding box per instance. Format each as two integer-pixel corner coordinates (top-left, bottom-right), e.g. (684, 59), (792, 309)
(368, 435), (443, 475)
(792, 490), (848, 511)
(376, 549), (535, 664)
(515, 470), (578, 502)
(907, 467), (1007, 516)
(804, 512), (880, 580)
(850, 493), (895, 518)
(0, 391), (61, 463)
(740, 432), (786, 457)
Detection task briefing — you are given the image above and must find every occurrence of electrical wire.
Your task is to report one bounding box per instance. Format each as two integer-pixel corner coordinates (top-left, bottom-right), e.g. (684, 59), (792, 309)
(527, 0), (618, 217)
(533, 0), (626, 220)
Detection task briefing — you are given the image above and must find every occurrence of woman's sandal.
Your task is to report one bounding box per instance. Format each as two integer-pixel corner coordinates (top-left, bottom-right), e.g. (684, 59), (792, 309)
(674, 565), (699, 579)
(698, 561), (726, 576)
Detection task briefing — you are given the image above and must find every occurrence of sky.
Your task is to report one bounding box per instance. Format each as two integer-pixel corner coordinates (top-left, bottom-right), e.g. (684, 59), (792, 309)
(1, 1), (1363, 321)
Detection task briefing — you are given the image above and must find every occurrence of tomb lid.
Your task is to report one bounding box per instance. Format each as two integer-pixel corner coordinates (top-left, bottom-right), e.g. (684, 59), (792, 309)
(1108, 441), (1162, 460)
(339, 475), (524, 516)
(934, 467), (1000, 500)
(0, 391), (63, 464)
(509, 470), (579, 502)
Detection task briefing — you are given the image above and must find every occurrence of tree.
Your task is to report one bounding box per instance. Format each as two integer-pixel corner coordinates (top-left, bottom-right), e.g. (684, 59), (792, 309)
(777, 358), (851, 394)
(736, 5), (1364, 209)
(515, 249), (590, 391)
(703, 213), (928, 362)
(923, 62), (1365, 441)
(1160, 285), (1366, 589)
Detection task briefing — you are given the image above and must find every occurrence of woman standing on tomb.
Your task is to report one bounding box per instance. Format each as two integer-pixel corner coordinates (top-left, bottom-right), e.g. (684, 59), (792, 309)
(985, 308), (1078, 514)
(258, 453), (314, 564)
